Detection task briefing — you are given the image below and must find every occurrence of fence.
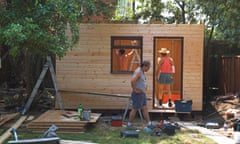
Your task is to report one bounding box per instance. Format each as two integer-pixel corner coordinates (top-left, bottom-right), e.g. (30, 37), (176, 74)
(219, 55), (240, 95)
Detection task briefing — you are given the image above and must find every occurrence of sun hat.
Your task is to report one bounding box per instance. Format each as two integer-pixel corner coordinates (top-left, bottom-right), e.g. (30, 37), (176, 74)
(158, 48), (170, 54)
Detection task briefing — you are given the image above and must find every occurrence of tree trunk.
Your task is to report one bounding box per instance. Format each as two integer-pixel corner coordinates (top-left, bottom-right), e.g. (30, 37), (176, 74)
(24, 51), (32, 94)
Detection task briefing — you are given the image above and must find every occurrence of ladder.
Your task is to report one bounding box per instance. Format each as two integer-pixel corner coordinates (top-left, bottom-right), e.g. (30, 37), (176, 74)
(129, 49), (140, 71)
(21, 56), (64, 115)
(122, 97), (144, 123)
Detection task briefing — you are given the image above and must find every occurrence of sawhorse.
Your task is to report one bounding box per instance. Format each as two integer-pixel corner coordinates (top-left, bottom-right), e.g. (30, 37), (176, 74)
(122, 98), (144, 123)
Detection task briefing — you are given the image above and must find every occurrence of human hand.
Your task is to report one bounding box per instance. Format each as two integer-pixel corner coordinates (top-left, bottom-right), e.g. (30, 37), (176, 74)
(134, 89), (142, 94)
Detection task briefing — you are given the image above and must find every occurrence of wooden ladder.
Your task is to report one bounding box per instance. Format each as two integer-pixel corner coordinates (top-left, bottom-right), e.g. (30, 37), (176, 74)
(129, 49), (140, 71)
(21, 56), (64, 115)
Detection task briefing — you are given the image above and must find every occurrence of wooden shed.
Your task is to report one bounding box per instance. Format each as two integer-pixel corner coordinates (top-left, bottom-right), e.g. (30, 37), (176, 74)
(56, 23), (204, 112)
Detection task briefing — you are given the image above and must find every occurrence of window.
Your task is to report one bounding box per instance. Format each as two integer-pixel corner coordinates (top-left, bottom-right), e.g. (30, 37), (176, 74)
(111, 36), (142, 73)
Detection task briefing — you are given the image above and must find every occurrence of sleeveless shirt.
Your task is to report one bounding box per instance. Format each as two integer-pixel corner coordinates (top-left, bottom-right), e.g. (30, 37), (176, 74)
(134, 67), (147, 92)
(160, 57), (172, 73)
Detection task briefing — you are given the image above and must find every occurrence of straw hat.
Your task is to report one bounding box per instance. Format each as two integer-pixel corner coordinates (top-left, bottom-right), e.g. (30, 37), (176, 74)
(158, 48), (170, 54)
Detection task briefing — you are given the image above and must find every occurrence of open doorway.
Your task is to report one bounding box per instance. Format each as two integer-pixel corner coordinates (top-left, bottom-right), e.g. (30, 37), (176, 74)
(153, 37), (183, 108)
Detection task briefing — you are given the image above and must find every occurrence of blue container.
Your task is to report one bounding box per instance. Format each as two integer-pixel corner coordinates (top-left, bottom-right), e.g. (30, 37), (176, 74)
(144, 127), (152, 133)
(174, 99), (192, 112)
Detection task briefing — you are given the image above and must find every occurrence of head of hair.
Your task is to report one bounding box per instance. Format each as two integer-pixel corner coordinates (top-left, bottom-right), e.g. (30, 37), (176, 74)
(119, 48), (125, 54)
(141, 60), (151, 67)
(161, 53), (167, 56)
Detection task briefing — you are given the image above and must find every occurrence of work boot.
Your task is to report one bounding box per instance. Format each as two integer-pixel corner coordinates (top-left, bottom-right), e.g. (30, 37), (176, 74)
(168, 99), (172, 107)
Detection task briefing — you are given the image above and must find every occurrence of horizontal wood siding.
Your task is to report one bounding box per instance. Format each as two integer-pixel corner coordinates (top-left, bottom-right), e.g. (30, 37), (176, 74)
(56, 24), (204, 111)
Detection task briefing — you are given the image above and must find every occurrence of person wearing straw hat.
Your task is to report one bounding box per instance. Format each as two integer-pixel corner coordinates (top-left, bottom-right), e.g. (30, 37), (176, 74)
(155, 48), (175, 107)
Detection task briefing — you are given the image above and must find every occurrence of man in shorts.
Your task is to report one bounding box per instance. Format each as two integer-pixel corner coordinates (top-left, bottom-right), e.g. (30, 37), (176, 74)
(127, 60), (152, 127)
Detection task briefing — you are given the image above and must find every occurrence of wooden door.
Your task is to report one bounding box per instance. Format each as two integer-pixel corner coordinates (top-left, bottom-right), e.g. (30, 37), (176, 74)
(153, 37), (183, 106)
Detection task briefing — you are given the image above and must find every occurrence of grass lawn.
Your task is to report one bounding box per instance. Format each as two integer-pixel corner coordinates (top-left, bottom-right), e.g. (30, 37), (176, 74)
(3, 120), (218, 144)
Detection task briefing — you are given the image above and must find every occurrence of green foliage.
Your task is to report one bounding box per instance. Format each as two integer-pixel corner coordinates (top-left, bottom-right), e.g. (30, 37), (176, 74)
(0, 0), (115, 58)
(164, 0), (201, 24)
(113, 0), (135, 21)
(134, 0), (165, 22)
(133, 0), (201, 24)
(196, 0), (240, 48)
(3, 126), (217, 144)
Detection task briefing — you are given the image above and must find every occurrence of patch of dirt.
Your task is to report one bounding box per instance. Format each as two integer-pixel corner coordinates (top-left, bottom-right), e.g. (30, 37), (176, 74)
(204, 97), (240, 125)
(199, 96), (240, 140)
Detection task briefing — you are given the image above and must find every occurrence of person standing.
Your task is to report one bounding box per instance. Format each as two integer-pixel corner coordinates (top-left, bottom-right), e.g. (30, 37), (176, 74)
(115, 48), (134, 71)
(127, 60), (152, 127)
(155, 48), (175, 107)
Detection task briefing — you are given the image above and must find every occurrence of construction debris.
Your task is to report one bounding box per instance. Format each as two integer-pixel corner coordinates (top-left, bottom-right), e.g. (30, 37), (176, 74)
(0, 116), (27, 143)
(0, 113), (19, 126)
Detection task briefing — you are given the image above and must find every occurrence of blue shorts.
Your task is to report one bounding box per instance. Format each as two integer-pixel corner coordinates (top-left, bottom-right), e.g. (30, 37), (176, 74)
(131, 91), (147, 109)
(158, 73), (173, 84)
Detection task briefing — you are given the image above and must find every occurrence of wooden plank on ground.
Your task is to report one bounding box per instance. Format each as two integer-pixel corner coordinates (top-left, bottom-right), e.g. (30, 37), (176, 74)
(8, 137), (60, 144)
(149, 109), (191, 114)
(60, 139), (97, 144)
(0, 113), (19, 126)
(26, 110), (101, 133)
(0, 116), (27, 144)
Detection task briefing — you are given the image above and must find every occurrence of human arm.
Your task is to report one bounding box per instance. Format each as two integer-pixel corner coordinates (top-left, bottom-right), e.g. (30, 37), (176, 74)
(156, 58), (164, 78)
(169, 57), (175, 73)
(115, 49), (119, 55)
(126, 49), (134, 56)
(131, 71), (142, 93)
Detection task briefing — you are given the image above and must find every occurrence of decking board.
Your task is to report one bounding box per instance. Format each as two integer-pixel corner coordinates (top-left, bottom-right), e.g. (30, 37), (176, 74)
(26, 110), (101, 133)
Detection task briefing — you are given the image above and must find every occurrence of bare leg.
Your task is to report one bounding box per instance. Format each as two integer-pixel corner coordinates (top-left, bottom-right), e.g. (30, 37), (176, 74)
(128, 108), (137, 123)
(165, 84), (172, 100)
(155, 83), (159, 107)
(158, 84), (165, 105)
(141, 105), (150, 123)
(165, 84), (172, 107)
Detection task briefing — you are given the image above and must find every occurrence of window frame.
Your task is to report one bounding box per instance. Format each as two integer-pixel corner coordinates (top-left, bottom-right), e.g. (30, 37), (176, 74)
(111, 36), (143, 74)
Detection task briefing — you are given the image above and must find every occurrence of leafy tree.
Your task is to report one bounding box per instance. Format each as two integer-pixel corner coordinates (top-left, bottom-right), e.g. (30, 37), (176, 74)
(0, 0), (115, 92)
(196, 0), (240, 48)
(134, 0), (165, 22)
(113, 0), (135, 21)
(133, 0), (201, 24)
(0, 0), (115, 57)
(165, 0), (201, 24)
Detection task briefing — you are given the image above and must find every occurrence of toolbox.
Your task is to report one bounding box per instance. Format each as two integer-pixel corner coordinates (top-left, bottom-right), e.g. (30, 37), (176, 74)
(120, 130), (139, 138)
(174, 99), (192, 112)
(111, 116), (122, 127)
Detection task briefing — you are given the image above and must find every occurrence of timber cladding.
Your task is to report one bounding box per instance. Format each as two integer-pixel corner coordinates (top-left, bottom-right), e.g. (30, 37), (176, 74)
(56, 23), (204, 111)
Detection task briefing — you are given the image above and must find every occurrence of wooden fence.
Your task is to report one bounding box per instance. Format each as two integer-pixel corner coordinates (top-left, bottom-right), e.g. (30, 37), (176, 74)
(219, 55), (240, 95)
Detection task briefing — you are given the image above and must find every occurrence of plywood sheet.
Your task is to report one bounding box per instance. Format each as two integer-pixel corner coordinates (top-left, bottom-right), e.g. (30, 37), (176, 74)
(27, 110), (101, 133)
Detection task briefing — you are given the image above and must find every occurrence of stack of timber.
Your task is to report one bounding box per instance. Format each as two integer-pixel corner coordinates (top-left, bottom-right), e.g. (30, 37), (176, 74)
(0, 113), (19, 126)
(26, 110), (101, 133)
